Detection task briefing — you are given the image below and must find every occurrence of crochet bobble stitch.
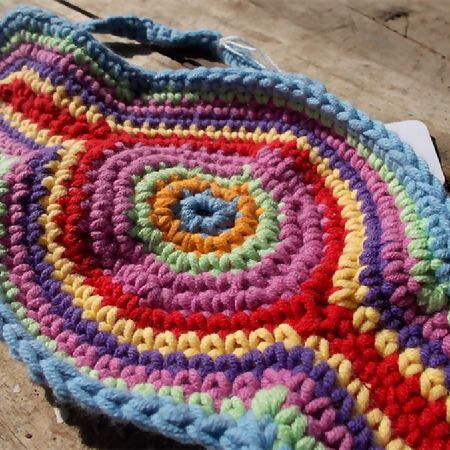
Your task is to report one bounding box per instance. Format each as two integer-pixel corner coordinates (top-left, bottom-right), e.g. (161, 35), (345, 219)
(1, 6), (450, 450)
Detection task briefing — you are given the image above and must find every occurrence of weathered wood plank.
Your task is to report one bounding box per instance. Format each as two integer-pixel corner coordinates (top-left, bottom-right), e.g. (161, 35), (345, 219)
(1, 1), (450, 449)
(348, 0), (450, 58)
(0, 344), (87, 450)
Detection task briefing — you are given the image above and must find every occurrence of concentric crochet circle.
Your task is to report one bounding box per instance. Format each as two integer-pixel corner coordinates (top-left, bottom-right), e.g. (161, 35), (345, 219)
(1, 7), (450, 450)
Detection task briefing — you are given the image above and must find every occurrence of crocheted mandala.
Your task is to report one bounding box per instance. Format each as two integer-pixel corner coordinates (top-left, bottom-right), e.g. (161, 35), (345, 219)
(1, 7), (450, 450)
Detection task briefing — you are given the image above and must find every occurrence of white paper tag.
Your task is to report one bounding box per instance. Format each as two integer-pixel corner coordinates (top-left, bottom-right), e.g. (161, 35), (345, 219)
(385, 120), (444, 183)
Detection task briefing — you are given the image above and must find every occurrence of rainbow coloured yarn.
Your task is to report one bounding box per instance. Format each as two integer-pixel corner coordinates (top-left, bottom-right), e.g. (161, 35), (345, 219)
(1, 6), (450, 450)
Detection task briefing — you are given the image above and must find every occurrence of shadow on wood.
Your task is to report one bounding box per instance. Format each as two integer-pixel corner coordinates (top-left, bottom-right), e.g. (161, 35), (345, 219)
(42, 385), (203, 450)
(101, 40), (226, 69)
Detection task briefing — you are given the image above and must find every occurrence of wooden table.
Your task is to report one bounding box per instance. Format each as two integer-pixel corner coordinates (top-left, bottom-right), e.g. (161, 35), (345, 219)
(0, 0), (449, 449)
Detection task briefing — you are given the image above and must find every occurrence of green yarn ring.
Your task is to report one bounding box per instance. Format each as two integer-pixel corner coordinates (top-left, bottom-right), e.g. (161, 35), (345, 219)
(126, 163), (284, 276)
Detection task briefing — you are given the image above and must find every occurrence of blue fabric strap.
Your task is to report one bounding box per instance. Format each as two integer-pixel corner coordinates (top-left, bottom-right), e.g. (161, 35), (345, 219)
(73, 15), (270, 70)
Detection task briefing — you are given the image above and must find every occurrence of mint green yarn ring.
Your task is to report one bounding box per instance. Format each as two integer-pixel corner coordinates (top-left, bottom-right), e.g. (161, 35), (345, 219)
(127, 163), (284, 276)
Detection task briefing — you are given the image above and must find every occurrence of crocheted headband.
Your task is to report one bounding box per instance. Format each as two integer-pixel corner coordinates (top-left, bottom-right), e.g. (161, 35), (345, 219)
(1, 6), (449, 450)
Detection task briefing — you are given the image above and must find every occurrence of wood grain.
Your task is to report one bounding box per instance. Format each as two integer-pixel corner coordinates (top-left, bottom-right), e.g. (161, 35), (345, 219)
(0, 0), (450, 449)
(0, 344), (87, 450)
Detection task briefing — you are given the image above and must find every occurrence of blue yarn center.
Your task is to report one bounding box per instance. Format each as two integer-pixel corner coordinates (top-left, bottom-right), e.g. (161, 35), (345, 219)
(170, 188), (241, 236)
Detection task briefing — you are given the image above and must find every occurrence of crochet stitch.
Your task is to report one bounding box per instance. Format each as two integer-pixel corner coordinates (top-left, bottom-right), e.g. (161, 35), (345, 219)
(1, 6), (450, 450)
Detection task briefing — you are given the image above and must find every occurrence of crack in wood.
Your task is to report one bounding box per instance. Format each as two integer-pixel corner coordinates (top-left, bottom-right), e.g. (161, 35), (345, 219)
(378, 8), (410, 38)
(347, 5), (447, 59)
(381, 10), (409, 22)
(55, 0), (97, 19)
